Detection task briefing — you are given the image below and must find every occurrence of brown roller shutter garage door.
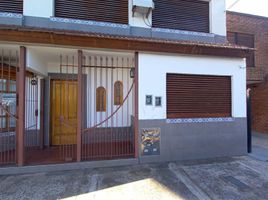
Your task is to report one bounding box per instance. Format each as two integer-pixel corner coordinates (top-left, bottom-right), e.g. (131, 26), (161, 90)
(167, 74), (232, 118)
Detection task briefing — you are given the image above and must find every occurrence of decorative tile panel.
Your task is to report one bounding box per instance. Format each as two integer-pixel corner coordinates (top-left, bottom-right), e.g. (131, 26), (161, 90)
(0, 12), (23, 19)
(166, 118), (235, 124)
(50, 17), (129, 29)
(152, 27), (215, 37)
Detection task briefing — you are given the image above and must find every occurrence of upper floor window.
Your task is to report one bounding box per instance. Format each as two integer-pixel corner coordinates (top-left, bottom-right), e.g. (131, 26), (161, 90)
(55, 0), (128, 24)
(114, 81), (123, 106)
(96, 86), (106, 112)
(227, 32), (255, 67)
(0, 0), (23, 14)
(152, 0), (209, 33)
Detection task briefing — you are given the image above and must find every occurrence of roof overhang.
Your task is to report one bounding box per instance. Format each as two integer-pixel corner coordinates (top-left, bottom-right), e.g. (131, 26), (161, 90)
(0, 25), (253, 58)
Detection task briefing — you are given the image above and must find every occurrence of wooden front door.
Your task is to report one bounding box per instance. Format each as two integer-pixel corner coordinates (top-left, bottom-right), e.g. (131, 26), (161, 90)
(51, 80), (77, 145)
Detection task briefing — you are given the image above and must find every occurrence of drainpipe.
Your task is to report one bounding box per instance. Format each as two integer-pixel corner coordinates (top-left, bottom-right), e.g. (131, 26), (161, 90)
(247, 88), (252, 153)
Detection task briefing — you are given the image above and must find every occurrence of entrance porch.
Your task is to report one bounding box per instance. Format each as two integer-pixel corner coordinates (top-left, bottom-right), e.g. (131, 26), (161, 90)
(0, 44), (138, 167)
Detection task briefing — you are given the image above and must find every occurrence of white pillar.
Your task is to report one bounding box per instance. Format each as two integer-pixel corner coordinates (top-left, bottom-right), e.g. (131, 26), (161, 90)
(210, 0), (226, 36)
(23, 0), (55, 18)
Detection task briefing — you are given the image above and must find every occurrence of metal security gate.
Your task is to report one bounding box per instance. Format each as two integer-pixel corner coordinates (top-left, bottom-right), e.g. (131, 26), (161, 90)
(49, 55), (78, 162)
(0, 50), (18, 166)
(81, 55), (135, 160)
(24, 74), (43, 164)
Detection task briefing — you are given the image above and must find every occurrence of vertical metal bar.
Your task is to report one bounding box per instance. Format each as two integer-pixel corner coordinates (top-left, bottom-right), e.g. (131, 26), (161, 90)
(59, 55), (63, 159)
(121, 57), (124, 156)
(0, 50), (3, 164)
(36, 78), (38, 148)
(111, 57), (114, 158)
(31, 78), (33, 148)
(105, 57), (108, 158)
(88, 56), (91, 160)
(116, 57), (119, 157)
(7, 51), (11, 162)
(17, 46), (26, 166)
(15, 51), (18, 163)
(65, 55), (68, 159)
(127, 58), (130, 155)
(25, 77), (27, 149)
(77, 50), (83, 162)
(39, 79), (45, 149)
(100, 56), (103, 157)
(72, 56), (75, 159)
(134, 52), (139, 158)
(247, 89), (252, 153)
(93, 56), (97, 159)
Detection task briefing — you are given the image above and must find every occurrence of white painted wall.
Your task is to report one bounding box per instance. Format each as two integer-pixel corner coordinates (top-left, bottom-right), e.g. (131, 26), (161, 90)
(138, 53), (246, 120)
(23, 0), (54, 18)
(210, 0), (227, 36)
(85, 67), (134, 128)
(26, 48), (48, 76)
(128, 0), (152, 28)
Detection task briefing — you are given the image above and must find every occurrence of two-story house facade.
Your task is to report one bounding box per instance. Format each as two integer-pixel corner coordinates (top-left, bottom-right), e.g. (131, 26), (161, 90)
(0, 0), (249, 172)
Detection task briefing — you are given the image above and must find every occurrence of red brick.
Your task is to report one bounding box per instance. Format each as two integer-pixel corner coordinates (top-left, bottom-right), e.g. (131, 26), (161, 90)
(227, 12), (268, 133)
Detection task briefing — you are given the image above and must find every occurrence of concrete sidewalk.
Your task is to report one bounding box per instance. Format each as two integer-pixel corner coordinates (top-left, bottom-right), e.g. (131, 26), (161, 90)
(250, 132), (268, 161)
(0, 156), (268, 200)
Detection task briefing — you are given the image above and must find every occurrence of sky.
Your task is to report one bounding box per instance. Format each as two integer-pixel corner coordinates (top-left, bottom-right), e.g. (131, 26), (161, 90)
(226, 0), (268, 17)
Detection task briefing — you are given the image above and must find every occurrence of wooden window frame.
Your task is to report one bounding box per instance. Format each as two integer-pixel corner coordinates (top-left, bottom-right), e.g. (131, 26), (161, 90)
(114, 81), (123, 106)
(96, 86), (106, 112)
(0, 65), (17, 132)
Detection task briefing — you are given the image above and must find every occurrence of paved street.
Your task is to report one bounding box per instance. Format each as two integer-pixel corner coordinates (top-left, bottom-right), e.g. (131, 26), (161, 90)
(1, 156), (268, 200)
(0, 133), (268, 200)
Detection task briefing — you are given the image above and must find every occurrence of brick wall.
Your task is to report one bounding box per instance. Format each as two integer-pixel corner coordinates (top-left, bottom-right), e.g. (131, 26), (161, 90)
(227, 11), (268, 83)
(227, 11), (268, 133)
(250, 83), (268, 133)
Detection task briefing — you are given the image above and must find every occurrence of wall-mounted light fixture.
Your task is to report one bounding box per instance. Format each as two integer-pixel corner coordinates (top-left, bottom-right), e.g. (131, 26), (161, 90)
(31, 76), (38, 86)
(130, 68), (135, 78)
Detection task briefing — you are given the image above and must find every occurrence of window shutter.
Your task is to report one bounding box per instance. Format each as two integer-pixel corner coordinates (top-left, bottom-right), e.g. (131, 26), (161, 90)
(237, 33), (255, 67)
(236, 33), (254, 48)
(227, 32), (236, 44)
(0, 0), (23, 14)
(152, 0), (209, 33)
(227, 32), (255, 67)
(166, 74), (232, 118)
(55, 0), (128, 24)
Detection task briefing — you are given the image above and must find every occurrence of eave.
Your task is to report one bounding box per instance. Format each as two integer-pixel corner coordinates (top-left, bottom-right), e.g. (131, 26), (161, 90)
(0, 25), (253, 58)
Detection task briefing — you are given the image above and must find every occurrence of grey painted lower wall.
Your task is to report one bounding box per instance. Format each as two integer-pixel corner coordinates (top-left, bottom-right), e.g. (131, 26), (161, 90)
(138, 118), (247, 164)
